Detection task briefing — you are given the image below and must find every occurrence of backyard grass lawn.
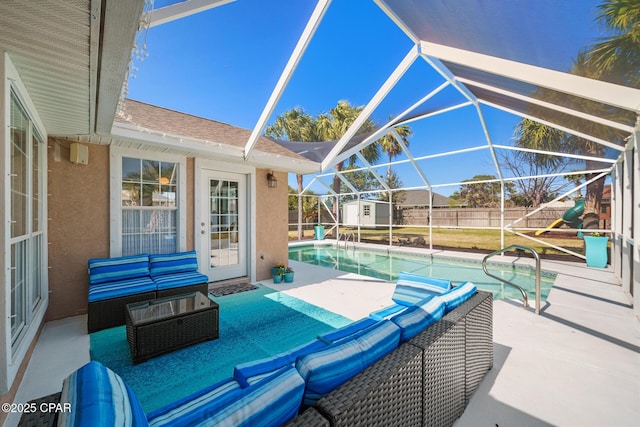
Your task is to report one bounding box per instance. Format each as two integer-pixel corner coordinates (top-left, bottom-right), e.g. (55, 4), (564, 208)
(289, 227), (589, 258)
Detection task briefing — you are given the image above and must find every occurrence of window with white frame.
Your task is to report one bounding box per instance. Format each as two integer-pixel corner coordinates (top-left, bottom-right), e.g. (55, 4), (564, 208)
(363, 205), (371, 217)
(9, 91), (45, 352)
(120, 157), (179, 255)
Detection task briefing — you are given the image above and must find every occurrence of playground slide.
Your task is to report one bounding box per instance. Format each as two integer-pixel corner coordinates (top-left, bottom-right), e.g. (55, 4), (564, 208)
(535, 200), (585, 236)
(534, 218), (564, 236)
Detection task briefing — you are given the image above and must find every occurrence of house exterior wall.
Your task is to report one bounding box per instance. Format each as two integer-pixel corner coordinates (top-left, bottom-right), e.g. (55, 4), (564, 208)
(255, 170), (288, 281)
(46, 143), (288, 320)
(47, 140), (110, 320)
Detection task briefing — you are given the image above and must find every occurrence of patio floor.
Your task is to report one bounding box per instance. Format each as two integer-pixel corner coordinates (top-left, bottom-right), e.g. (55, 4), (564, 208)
(6, 249), (639, 427)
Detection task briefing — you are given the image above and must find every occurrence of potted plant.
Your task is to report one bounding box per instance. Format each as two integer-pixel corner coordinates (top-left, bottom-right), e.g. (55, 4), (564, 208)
(272, 263), (285, 283)
(583, 233), (608, 268)
(314, 224), (325, 240)
(284, 267), (294, 283)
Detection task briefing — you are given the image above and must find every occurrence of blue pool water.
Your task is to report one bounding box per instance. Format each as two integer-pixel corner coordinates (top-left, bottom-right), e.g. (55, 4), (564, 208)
(289, 245), (556, 301)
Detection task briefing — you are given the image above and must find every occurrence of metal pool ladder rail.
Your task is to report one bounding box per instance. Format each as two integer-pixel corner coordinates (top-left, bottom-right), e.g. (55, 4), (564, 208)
(340, 232), (355, 249)
(482, 245), (541, 315)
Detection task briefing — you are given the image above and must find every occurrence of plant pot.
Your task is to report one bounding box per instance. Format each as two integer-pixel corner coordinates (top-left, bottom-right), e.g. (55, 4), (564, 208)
(314, 225), (325, 240)
(273, 274), (283, 284)
(284, 272), (294, 283)
(584, 236), (608, 268)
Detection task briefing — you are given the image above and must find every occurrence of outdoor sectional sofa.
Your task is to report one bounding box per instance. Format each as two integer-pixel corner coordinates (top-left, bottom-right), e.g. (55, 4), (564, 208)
(21, 274), (492, 427)
(87, 251), (209, 333)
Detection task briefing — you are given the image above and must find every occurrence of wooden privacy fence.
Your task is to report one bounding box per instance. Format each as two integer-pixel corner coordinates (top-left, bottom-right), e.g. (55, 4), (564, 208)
(289, 207), (570, 229)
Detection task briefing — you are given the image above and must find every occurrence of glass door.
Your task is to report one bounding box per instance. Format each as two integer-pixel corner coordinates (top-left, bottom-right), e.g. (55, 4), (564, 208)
(199, 170), (246, 281)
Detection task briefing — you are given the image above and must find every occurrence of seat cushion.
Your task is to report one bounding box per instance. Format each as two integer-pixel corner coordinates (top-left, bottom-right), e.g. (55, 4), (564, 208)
(392, 272), (452, 306)
(148, 366), (305, 427)
(88, 254), (150, 286)
(58, 361), (148, 427)
(439, 282), (477, 312)
(149, 251), (200, 278)
(152, 271), (208, 291)
(88, 277), (156, 302)
(391, 297), (445, 342)
(296, 320), (401, 406)
(233, 339), (327, 387)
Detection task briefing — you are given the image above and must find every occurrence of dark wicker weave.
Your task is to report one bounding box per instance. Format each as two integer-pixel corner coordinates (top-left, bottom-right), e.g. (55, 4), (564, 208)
(462, 292), (493, 403)
(285, 407), (330, 427)
(315, 342), (423, 427)
(125, 293), (219, 364)
(300, 290), (493, 427)
(410, 318), (466, 427)
(156, 282), (208, 299)
(87, 290), (157, 333)
(17, 392), (61, 427)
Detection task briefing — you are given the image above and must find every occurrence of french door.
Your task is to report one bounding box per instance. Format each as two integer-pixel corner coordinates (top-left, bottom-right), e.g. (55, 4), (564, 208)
(199, 170), (247, 281)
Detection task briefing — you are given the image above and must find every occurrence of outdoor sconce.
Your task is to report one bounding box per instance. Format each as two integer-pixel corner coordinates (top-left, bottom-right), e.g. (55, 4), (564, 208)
(267, 171), (278, 188)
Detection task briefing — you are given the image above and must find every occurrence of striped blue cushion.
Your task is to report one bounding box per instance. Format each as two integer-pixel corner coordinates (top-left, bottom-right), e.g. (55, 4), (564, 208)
(369, 303), (409, 321)
(392, 272), (452, 306)
(233, 339), (327, 387)
(152, 271), (208, 291)
(148, 367), (305, 427)
(88, 254), (150, 285)
(88, 277), (156, 302)
(147, 377), (242, 426)
(296, 320), (401, 406)
(58, 361), (148, 427)
(317, 317), (377, 344)
(391, 296), (446, 342)
(149, 251), (199, 278)
(439, 282), (477, 312)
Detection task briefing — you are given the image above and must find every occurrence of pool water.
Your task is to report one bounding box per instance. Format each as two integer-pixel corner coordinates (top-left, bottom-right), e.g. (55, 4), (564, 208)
(289, 245), (556, 301)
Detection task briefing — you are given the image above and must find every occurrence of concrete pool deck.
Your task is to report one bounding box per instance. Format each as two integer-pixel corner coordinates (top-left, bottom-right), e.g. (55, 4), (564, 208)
(6, 248), (639, 427)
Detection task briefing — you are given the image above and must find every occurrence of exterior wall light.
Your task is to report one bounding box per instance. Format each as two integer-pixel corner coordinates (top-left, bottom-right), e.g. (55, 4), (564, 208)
(267, 171), (278, 188)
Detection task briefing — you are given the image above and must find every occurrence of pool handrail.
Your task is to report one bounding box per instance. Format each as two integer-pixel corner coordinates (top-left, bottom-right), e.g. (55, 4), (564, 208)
(482, 244), (541, 315)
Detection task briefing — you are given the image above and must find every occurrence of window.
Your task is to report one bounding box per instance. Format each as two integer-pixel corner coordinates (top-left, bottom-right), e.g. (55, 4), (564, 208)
(363, 205), (371, 217)
(121, 157), (178, 255)
(9, 92), (45, 351)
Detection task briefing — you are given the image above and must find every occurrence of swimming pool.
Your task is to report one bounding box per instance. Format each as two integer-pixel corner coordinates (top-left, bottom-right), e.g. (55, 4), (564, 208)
(288, 244), (556, 301)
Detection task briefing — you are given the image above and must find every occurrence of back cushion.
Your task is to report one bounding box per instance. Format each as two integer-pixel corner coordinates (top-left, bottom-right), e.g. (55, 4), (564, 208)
(392, 272), (452, 306)
(58, 361), (148, 427)
(296, 320), (401, 406)
(439, 282), (477, 312)
(149, 251), (199, 278)
(149, 367), (305, 427)
(391, 297), (445, 342)
(233, 339), (327, 387)
(88, 254), (150, 285)
(317, 317), (377, 344)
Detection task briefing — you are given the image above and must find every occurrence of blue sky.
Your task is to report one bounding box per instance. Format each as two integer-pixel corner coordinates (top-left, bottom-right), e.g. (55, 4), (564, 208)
(128, 0), (609, 196)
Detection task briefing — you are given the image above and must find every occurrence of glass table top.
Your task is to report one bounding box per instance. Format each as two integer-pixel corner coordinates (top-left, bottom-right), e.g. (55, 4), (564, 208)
(127, 292), (217, 325)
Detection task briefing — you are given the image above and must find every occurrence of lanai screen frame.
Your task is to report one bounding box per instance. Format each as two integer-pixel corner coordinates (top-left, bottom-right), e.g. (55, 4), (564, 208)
(242, 0), (640, 264)
(148, 0), (639, 313)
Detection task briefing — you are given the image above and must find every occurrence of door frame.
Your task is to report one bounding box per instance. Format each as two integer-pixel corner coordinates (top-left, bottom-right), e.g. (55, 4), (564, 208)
(194, 159), (256, 283)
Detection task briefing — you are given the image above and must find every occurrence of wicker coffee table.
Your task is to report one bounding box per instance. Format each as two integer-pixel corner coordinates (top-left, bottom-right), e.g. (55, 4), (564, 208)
(125, 291), (219, 364)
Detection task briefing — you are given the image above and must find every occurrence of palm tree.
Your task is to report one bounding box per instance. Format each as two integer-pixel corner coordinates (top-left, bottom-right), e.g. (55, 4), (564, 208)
(379, 120), (412, 181)
(513, 0), (639, 229)
(585, 0), (640, 88)
(265, 107), (316, 238)
(314, 100), (379, 198)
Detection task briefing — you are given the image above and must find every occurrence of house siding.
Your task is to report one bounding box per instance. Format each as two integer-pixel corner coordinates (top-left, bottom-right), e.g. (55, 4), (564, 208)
(47, 140), (110, 321)
(45, 141), (289, 320)
(255, 170), (289, 281)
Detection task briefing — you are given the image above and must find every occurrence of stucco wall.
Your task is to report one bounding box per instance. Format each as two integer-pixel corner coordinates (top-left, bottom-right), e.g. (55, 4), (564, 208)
(46, 146), (288, 319)
(47, 139), (109, 320)
(255, 169), (289, 281)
